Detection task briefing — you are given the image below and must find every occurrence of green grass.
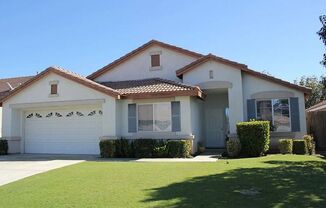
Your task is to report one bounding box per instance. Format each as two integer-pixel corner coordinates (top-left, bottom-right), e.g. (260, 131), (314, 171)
(0, 155), (326, 208)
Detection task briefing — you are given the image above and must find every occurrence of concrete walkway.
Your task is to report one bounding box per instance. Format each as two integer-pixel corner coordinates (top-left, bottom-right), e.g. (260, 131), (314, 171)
(0, 154), (87, 186)
(97, 153), (220, 162)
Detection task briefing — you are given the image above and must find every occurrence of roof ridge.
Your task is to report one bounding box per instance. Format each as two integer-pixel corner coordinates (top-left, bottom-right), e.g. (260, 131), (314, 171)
(154, 78), (198, 89)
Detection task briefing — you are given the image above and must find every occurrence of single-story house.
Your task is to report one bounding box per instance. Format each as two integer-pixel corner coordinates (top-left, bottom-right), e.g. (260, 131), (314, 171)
(0, 40), (311, 154)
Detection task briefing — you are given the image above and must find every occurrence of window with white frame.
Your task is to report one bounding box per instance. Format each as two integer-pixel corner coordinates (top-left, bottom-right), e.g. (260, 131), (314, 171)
(138, 103), (172, 132)
(256, 98), (291, 132)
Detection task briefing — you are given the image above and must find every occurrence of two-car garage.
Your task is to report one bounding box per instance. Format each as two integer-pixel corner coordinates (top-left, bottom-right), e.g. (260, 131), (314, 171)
(24, 105), (103, 155)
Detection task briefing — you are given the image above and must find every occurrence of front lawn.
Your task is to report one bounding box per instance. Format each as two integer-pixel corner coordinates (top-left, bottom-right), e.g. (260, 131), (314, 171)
(0, 155), (325, 208)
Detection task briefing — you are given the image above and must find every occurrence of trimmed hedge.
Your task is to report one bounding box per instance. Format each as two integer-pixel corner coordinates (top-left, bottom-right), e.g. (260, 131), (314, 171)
(236, 121), (270, 157)
(99, 138), (192, 158)
(226, 139), (241, 158)
(133, 139), (155, 158)
(303, 135), (315, 155)
(0, 140), (8, 155)
(153, 140), (167, 158)
(99, 140), (116, 158)
(293, 139), (308, 155)
(278, 139), (293, 154)
(166, 140), (192, 158)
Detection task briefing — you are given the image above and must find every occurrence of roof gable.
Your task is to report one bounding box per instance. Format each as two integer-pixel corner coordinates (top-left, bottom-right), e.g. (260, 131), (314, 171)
(176, 54), (311, 94)
(0, 67), (120, 106)
(87, 40), (204, 80)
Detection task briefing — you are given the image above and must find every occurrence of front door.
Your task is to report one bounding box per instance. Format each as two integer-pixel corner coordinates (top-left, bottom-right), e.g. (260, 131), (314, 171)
(205, 108), (225, 148)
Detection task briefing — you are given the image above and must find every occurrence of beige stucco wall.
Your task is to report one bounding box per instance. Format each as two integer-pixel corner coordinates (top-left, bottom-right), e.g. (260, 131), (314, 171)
(190, 97), (205, 152)
(242, 72), (307, 138)
(182, 60), (244, 134)
(94, 45), (197, 83)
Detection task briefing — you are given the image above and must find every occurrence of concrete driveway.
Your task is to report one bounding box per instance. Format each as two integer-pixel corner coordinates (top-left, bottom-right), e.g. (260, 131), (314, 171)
(0, 154), (96, 186)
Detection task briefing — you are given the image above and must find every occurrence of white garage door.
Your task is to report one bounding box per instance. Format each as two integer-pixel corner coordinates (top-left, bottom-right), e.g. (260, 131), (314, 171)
(24, 105), (103, 154)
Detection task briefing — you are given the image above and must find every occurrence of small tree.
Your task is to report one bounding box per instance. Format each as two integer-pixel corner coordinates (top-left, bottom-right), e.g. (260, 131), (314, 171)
(317, 15), (326, 67)
(295, 75), (326, 108)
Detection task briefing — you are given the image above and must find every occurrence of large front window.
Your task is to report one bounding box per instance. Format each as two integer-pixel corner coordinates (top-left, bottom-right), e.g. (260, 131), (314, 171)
(138, 103), (172, 132)
(256, 98), (291, 132)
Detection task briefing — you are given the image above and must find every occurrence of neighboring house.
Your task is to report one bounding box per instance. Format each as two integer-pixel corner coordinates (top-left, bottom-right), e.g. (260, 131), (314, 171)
(0, 76), (33, 137)
(306, 100), (326, 149)
(0, 40), (311, 154)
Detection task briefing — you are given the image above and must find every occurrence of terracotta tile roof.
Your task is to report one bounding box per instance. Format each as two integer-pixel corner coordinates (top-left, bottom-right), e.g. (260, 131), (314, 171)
(87, 39), (204, 80)
(176, 54), (311, 94)
(0, 66), (121, 106)
(306, 100), (326, 112)
(100, 78), (205, 99)
(0, 76), (33, 92)
(0, 76), (33, 100)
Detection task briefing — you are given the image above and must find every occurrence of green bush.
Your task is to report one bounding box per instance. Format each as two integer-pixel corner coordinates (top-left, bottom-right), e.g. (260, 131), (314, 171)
(278, 139), (293, 154)
(133, 139), (155, 158)
(152, 140), (167, 158)
(226, 139), (241, 157)
(293, 139), (308, 155)
(303, 135), (315, 155)
(236, 121), (270, 157)
(0, 139), (8, 155)
(115, 139), (133, 158)
(99, 140), (116, 158)
(166, 140), (192, 158)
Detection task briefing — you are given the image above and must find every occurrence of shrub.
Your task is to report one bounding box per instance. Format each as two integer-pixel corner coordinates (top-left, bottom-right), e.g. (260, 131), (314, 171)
(293, 139), (308, 155)
(226, 139), (241, 157)
(115, 139), (132, 158)
(236, 121), (270, 157)
(133, 139), (155, 158)
(278, 139), (293, 154)
(303, 135), (315, 155)
(197, 142), (205, 153)
(166, 140), (192, 158)
(153, 140), (167, 158)
(0, 139), (8, 155)
(99, 139), (116, 158)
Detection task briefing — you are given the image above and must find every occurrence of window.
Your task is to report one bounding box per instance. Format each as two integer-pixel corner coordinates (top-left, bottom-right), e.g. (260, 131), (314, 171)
(50, 84), (58, 95)
(151, 54), (160, 67)
(256, 98), (290, 132)
(138, 103), (172, 132)
(209, 70), (214, 79)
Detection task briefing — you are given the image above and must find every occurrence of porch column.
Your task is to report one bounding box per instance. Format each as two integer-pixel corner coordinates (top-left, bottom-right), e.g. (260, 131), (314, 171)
(228, 87), (244, 134)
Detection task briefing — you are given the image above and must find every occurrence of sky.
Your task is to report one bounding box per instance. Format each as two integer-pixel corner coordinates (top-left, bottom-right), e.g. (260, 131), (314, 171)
(0, 0), (325, 83)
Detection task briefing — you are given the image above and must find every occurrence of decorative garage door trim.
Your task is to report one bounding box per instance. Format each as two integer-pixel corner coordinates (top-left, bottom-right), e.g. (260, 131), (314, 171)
(24, 106), (103, 155)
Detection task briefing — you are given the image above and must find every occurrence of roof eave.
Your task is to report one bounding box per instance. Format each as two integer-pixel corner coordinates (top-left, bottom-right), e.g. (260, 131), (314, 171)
(120, 89), (206, 100)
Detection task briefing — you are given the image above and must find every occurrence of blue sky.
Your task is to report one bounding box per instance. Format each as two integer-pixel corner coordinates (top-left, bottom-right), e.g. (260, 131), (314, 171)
(0, 0), (325, 83)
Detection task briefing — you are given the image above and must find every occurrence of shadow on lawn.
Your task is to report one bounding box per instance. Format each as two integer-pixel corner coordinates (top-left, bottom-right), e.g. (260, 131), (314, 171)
(143, 160), (326, 208)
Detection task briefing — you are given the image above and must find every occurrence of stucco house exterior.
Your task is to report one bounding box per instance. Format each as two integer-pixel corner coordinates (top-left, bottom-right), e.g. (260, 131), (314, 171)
(0, 40), (310, 154)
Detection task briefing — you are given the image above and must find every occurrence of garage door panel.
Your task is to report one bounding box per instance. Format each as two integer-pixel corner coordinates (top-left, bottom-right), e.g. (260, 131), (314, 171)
(24, 106), (102, 154)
